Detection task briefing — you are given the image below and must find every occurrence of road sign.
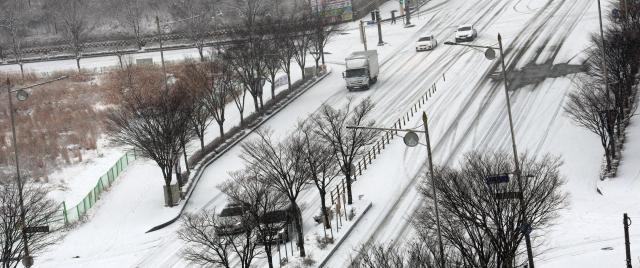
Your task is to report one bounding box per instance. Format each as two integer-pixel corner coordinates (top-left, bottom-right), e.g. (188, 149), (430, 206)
(24, 226), (50, 234)
(485, 174), (510, 184)
(613, 8), (621, 19)
(519, 223), (532, 235)
(494, 191), (522, 200)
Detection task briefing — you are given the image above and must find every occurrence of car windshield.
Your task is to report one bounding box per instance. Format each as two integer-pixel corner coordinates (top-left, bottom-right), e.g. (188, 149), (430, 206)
(459, 26), (472, 31)
(418, 36), (432, 41)
(345, 68), (367, 78)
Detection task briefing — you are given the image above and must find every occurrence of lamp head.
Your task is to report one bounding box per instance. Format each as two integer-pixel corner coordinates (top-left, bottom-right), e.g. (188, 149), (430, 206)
(16, 89), (29, 101)
(484, 48), (496, 60)
(403, 131), (419, 147)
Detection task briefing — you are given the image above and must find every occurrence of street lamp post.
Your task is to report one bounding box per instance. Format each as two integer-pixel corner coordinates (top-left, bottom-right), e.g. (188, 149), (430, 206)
(155, 16), (168, 90)
(444, 34), (535, 267)
(5, 76), (68, 268)
(347, 115), (446, 266)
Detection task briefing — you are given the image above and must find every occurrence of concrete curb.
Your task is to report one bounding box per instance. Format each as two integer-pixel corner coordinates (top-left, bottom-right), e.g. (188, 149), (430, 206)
(317, 202), (373, 268)
(146, 69), (332, 233)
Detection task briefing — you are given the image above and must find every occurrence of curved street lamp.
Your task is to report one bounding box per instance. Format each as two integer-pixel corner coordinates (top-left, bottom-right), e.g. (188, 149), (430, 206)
(444, 34), (536, 268)
(5, 75), (68, 268)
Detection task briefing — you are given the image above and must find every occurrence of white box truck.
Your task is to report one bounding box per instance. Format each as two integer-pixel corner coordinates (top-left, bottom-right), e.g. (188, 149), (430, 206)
(343, 50), (379, 91)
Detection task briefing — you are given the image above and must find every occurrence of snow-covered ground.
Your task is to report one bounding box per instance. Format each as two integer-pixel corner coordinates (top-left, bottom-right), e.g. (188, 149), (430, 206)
(25, 0), (640, 267)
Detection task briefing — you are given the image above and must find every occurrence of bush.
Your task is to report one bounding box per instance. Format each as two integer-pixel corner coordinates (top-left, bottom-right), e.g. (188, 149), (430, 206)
(315, 235), (334, 249)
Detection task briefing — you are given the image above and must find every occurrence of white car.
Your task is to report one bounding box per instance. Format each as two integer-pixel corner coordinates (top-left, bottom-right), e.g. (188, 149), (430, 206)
(416, 35), (437, 51)
(455, 24), (477, 42)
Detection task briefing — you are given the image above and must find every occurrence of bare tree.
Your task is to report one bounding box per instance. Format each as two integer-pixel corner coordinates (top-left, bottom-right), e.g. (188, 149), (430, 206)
(229, 75), (248, 126)
(312, 97), (376, 204)
(178, 208), (262, 268)
(177, 61), (215, 149)
(117, 0), (145, 50)
(0, 0), (28, 78)
(206, 57), (235, 140)
(177, 210), (233, 268)
(52, 0), (94, 71)
(170, 0), (215, 61)
(106, 69), (194, 206)
(275, 21), (297, 91)
(240, 129), (311, 257)
(220, 0), (270, 112)
(309, 2), (341, 71)
(262, 26), (282, 99)
(564, 75), (617, 172)
(413, 151), (568, 268)
(291, 18), (312, 79)
(300, 122), (340, 229)
(351, 240), (445, 268)
(0, 179), (58, 268)
(220, 167), (289, 268)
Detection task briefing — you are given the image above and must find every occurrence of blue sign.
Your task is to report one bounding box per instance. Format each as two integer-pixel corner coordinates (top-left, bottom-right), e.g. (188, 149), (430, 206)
(485, 174), (510, 184)
(613, 9), (620, 18)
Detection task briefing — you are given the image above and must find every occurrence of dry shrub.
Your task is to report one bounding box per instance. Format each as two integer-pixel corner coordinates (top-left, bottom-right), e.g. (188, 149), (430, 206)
(0, 70), (112, 180)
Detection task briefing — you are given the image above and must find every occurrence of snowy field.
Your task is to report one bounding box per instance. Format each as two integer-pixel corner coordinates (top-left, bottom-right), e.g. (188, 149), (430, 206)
(13, 0), (640, 267)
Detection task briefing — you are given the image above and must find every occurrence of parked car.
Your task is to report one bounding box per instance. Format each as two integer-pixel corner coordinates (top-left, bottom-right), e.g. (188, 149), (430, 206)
(455, 24), (477, 42)
(215, 202), (250, 236)
(216, 202), (293, 245)
(416, 35), (438, 51)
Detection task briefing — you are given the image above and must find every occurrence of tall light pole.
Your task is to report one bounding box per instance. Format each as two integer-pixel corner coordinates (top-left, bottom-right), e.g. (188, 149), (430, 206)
(596, 0), (610, 98)
(421, 113), (445, 267)
(445, 34), (535, 267)
(5, 75), (68, 268)
(155, 16), (168, 90)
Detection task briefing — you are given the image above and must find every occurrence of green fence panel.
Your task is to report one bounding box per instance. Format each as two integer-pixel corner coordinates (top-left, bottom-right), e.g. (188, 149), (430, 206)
(58, 150), (138, 226)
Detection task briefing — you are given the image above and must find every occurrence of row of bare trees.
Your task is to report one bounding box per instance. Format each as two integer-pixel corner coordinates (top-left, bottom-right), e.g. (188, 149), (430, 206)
(352, 152), (568, 268)
(565, 1), (640, 174)
(177, 97), (376, 267)
(1, 0), (340, 77)
(0, 0), (95, 73)
(104, 0), (342, 208)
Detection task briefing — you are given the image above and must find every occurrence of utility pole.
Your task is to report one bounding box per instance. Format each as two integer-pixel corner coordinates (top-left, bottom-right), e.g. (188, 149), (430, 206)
(155, 16), (168, 90)
(405, 0), (412, 26)
(498, 34), (535, 268)
(624, 213), (632, 268)
(422, 112), (445, 267)
(596, 0), (614, 152)
(359, 20), (368, 51)
(376, 10), (384, 46)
